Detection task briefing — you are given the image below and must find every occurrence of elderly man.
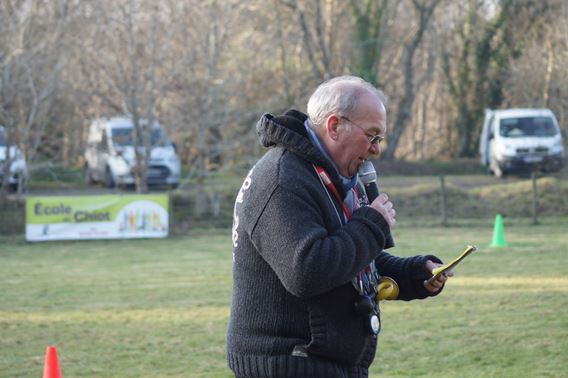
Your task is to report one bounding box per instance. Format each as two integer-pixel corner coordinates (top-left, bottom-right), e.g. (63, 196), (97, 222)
(227, 76), (448, 378)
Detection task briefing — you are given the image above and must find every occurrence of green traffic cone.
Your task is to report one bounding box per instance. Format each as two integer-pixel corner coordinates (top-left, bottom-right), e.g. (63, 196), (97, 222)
(490, 214), (508, 247)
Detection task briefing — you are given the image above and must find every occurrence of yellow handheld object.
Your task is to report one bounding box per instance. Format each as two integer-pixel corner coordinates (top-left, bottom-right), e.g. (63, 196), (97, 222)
(376, 276), (399, 301)
(427, 245), (477, 285)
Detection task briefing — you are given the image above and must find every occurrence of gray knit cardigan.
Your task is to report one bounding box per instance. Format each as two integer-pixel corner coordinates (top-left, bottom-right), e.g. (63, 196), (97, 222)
(227, 109), (441, 378)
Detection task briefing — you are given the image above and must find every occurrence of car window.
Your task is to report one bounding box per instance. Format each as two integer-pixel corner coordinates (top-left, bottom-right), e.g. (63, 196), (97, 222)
(112, 128), (133, 146)
(112, 127), (171, 147)
(499, 117), (557, 138)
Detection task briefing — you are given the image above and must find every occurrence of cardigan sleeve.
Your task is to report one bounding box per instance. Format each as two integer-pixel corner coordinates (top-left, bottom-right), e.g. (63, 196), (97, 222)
(250, 186), (391, 298)
(375, 252), (444, 300)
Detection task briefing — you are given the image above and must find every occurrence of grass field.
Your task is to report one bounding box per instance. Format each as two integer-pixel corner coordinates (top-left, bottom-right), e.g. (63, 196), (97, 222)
(1, 219), (567, 377)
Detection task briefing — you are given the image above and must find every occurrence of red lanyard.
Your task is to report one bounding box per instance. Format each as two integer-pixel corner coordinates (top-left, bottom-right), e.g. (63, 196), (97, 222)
(314, 166), (358, 220)
(315, 165), (371, 292)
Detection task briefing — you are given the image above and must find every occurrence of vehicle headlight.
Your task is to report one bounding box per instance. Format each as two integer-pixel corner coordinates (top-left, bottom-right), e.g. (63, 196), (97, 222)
(113, 158), (132, 174)
(498, 144), (516, 158)
(550, 141), (565, 155)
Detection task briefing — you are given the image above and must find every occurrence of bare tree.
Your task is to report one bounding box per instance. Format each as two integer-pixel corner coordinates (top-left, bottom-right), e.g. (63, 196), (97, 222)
(77, 0), (177, 192)
(276, 0), (440, 161)
(348, 0), (391, 86)
(0, 0), (69, 197)
(441, 0), (549, 157)
(381, 0), (441, 161)
(164, 0), (259, 215)
(506, 0), (568, 135)
(279, 0), (346, 81)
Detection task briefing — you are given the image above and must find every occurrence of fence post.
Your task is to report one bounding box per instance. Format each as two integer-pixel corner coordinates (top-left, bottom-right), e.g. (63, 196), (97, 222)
(531, 170), (539, 225)
(440, 175), (448, 227)
(169, 190), (174, 234)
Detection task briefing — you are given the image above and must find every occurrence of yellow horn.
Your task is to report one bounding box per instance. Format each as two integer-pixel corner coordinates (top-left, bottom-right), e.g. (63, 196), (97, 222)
(376, 276), (399, 301)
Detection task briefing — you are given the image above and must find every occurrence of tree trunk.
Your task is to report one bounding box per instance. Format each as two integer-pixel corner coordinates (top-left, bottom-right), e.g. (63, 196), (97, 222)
(382, 0), (440, 161)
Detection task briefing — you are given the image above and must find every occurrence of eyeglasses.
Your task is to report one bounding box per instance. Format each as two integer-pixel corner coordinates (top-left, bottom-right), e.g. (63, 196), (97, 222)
(340, 116), (384, 145)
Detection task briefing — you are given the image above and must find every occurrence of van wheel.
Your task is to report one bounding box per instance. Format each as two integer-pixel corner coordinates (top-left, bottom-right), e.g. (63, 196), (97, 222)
(105, 168), (115, 188)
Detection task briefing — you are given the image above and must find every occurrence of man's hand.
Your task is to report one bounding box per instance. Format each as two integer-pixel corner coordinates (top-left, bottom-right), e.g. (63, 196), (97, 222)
(370, 193), (396, 226)
(423, 259), (453, 293)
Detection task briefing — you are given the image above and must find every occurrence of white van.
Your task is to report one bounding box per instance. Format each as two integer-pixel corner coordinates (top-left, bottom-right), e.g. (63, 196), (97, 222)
(0, 126), (28, 191)
(84, 117), (181, 188)
(479, 108), (565, 177)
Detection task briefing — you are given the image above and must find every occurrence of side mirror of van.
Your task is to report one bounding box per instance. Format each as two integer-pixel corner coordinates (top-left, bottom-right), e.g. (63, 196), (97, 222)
(172, 142), (178, 153)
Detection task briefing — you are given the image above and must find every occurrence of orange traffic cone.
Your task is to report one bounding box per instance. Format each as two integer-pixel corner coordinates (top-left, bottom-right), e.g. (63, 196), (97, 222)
(43, 346), (62, 378)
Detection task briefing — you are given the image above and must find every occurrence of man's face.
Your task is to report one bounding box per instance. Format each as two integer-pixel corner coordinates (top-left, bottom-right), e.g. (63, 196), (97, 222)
(328, 93), (387, 177)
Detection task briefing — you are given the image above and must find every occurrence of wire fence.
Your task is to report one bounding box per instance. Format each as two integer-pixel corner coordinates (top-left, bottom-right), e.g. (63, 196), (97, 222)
(1, 172), (567, 238)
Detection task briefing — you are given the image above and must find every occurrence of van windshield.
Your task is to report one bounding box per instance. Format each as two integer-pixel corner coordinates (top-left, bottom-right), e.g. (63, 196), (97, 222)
(111, 128), (172, 147)
(499, 117), (557, 138)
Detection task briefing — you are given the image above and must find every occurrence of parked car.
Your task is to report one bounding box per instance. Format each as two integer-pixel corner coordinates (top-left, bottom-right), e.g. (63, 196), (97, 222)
(0, 126), (28, 191)
(479, 108), (566, 177)
(84, 117), (181, 188)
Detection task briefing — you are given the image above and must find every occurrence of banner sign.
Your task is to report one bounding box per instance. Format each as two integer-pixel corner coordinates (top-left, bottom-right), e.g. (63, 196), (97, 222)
(26, 194), (169, 241)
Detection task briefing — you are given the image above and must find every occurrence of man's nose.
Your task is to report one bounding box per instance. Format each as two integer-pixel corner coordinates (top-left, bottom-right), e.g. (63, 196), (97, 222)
(369, 143), (381, 155)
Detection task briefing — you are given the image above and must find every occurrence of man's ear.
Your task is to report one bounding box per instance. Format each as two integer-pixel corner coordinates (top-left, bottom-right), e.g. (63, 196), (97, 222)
(325, 114), (341, 141)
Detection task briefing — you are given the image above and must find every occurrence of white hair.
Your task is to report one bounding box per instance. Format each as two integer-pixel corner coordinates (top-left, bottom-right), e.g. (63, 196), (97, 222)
(306, 75), (387, 128)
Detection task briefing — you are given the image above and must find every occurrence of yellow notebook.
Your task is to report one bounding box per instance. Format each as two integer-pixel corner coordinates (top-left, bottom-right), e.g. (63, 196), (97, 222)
(427, 245), (477, 284)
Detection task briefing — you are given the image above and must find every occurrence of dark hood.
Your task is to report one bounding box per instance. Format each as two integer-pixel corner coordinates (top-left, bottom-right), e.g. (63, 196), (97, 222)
(255, 108), (345, 194)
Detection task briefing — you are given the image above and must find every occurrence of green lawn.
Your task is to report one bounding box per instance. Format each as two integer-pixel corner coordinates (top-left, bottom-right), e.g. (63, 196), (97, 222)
(1, 220), (567, 377)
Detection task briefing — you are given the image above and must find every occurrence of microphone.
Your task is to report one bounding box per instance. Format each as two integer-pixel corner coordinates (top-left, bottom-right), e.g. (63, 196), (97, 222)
(359, 160), (395, 249)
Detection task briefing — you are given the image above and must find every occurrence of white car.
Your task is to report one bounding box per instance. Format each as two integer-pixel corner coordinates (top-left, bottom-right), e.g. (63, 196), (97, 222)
(0, 126), (28, 191)
(84, 117), (181, 188)
(479, 108), (565, 177)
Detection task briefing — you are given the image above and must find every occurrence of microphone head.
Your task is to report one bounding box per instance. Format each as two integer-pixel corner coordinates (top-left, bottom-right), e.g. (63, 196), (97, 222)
(358, 160), (377, 184)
